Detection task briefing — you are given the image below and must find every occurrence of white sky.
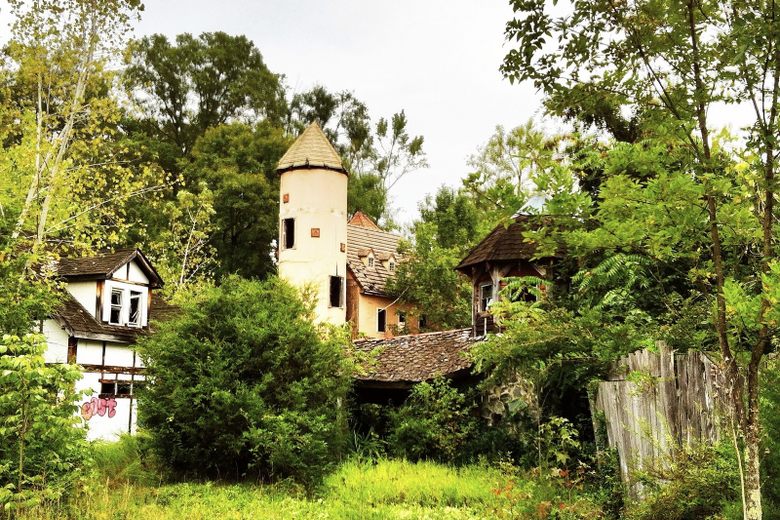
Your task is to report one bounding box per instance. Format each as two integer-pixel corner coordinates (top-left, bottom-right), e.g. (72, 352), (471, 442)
(132, 0), (543, 225)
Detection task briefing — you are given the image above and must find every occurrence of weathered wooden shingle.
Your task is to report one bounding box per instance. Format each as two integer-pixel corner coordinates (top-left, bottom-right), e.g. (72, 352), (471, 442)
(354, 328), (477, 384)
(276, 122), (346, 174)
(57, 249), (163, 288)
(455, 215), (556, 272)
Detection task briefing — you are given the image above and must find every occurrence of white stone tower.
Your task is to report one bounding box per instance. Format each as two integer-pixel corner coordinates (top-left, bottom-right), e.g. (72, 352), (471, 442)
(276, 122), (348, 325)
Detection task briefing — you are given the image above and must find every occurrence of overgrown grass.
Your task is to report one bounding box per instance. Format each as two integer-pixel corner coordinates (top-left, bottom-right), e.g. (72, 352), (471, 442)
(17, 437), (606, 519)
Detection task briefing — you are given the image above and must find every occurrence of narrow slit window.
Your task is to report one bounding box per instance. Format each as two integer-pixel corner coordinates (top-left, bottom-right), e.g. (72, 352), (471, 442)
(129, 290), (142, 326)
(283, 218), (295, 249)
(329, 276), (343, 308)
(110, 288), (123, 324)
(377, 308), (386, 332)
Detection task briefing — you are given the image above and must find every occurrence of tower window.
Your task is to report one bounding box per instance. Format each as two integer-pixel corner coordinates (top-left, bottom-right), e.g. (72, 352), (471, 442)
(283, 218), (295, 249)
(377, 308), (386, 332)
(329, 276), (343, 308)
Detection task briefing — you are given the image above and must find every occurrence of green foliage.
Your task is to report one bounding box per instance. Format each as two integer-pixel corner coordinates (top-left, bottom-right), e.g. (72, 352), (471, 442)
(386, 378), (478, 463)
(90, 434), (166, 488)
(624, 443), (739, 520)
(0, 334), (88, 513)
(387, 187), (477, 330)
(182, 122), (290, 280)
(136, 276), (353, 486)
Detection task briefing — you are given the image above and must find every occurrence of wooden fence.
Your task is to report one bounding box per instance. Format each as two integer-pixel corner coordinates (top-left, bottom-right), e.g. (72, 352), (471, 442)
(591, 343), (723, 496)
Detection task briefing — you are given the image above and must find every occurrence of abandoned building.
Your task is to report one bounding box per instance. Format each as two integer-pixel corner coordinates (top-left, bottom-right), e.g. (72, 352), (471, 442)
(276, 122), (417, 339)
(277, 123), (554, 396)
(39, 123), (556, 440)
(43, 249), (171, 440)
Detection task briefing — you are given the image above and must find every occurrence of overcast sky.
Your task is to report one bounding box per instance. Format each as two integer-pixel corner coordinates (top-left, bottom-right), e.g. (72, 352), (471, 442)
(132, 0), (542, 225)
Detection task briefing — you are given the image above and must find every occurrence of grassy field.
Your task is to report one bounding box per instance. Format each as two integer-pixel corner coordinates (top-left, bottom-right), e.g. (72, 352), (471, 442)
(20, 438), (607, 519)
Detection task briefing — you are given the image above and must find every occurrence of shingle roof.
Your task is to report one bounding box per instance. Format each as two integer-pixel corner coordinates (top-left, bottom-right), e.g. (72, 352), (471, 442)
(276, 122), (346, 174)
(57, 249), (163, 288)
(354, 328), (477, 384)
(54, 292), (140, 343)
(347, 224), (402, 297)
(53, 292), (179, 343)
(455, 215), (555, 272)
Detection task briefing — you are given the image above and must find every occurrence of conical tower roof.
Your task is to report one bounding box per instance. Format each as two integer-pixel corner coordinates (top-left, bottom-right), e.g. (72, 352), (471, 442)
(276, 122), (347, 174)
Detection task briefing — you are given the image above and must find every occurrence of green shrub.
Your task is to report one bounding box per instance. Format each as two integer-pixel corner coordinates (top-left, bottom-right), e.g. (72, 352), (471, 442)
(623, 443), (739, 520)
(387, 378), (478, 462)
(90, 433), (165, 487)
(136, 276), (353, 486)
(0, 334), (89, 513)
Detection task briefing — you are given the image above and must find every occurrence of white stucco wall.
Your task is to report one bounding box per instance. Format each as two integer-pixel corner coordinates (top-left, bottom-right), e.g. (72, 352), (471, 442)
(113, 259), (150, 284)
(66, 281), (97, 317)
(42, 319), (69, 363)
(278, 168), (348, 325)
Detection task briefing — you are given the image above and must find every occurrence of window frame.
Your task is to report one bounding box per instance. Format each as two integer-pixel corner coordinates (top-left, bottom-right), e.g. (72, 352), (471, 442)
(109, 288), (123, 325)
(102, 280), (149, 327)
(479, 283), (494, 311)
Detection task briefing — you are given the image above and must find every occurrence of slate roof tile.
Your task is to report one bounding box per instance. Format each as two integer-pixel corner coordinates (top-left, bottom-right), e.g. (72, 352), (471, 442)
(354, 328), (477, 383)
(347, 224), (402, 297)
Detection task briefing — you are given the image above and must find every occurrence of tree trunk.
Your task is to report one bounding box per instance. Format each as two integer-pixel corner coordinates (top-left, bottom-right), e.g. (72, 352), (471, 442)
(744, 422), (762, 520)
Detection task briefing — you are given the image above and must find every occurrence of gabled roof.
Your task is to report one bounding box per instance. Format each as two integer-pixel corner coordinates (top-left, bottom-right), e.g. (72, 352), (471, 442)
(455, 215), (555, 273)
(276, 122), (346, 174)
(57, 248), (163, 288)
(347, 223), (402, 297)
(354, 328), (477, 386)
(348, 210), (381, 230)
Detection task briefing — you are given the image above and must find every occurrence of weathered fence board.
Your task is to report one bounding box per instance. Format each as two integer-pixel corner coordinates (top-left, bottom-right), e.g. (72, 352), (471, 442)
(592, 343), (722, 496)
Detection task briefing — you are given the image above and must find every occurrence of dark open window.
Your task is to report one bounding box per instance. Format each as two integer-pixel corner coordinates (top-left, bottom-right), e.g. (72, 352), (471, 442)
(128, 290), (142, 326)
(329, 276), (343, 307)
(419, 314), (427, 329)
(283, 218), (295, 249)
(377, 308), (386, 332)
(109, 289), (123, 324)
(398, 311), (406, 329)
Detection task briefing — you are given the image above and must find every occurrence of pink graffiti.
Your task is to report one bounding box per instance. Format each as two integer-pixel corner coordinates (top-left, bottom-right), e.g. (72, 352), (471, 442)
(81, 397), (117, 420)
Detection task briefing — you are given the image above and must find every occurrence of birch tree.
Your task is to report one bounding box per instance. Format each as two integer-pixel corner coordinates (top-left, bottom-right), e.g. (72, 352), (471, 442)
(7, 0), (142, 247)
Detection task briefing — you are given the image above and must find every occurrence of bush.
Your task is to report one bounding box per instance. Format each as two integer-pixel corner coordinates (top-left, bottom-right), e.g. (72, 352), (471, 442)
(623, 443), (739, 520)
(0, 334), (89, 513)
(136, 276), (353, 486)
(387, 378), (478, 462)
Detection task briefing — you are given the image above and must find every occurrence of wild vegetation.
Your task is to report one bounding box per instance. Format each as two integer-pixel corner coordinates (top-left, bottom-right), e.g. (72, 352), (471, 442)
(1, 0), (780, 518)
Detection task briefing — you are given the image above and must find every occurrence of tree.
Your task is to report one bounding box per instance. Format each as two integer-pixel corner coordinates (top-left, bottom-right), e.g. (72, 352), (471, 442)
(183, 122), (290, 279)
(0, 334), (88, 513)
(6, 0), (143, 248)
(288, 85), (427, 224)
(387, 187), (478, 330)
(136, 276), (353, 486)
(502, 1), (780, 515)
(122, 32), (287, 181)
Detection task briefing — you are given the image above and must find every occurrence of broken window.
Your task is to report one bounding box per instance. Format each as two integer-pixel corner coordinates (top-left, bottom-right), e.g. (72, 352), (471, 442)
(283, 218), (295, 249)
(419, 314), (427, 329)
(479, 283), (493, 311)
(110, 289), (123, 325)
(377, 308), (386, 332)
(128, 290), (142, 326)
(329, 276), (343, 307)
(100, 381), (116, 396)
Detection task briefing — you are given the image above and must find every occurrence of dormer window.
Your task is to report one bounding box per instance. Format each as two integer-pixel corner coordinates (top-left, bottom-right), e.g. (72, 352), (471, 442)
(389, 260), (396, 272)
(103, 281), (148, 327)
(368, 256), (374, 268)
(109, 289), (123, 325)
